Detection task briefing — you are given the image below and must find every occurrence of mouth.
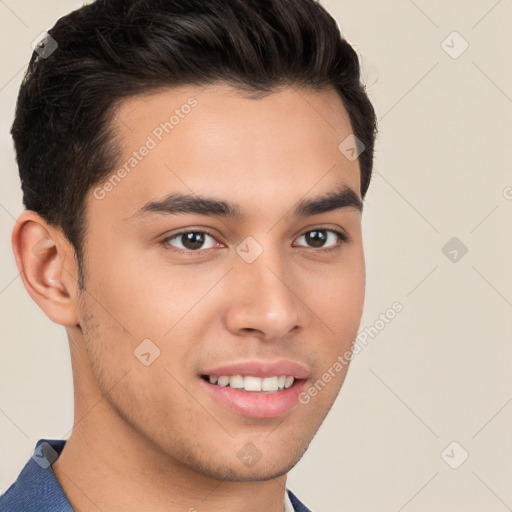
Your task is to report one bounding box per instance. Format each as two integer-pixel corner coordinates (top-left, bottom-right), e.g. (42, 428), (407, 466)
(200, 374), (299, 393)
(198, 374), (308, 418)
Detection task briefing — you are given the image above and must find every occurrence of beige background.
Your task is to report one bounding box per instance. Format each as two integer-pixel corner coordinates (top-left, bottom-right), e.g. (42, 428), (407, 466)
(1, 1), (511, 510)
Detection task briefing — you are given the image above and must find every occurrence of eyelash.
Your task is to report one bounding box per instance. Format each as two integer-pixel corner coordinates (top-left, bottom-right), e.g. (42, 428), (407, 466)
(160, 227), (350, 255)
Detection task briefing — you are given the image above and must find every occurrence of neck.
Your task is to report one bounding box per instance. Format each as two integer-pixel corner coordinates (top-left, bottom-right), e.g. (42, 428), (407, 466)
(52, 411), (288, 512)
(52, 331), (288, 512)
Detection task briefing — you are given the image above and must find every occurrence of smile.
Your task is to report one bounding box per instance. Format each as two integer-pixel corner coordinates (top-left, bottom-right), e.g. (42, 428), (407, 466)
(203, 375), (295, 393)
(199, 375), (307, 418)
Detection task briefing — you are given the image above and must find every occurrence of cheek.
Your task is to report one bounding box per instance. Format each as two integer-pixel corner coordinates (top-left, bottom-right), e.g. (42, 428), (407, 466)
(306, 251), (365, 338)
(329, 270), (365, 336)
(83, 238), (192, 339)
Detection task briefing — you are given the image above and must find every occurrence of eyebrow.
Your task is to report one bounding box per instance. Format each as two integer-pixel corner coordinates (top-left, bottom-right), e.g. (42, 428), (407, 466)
(130, 184), (363, 221)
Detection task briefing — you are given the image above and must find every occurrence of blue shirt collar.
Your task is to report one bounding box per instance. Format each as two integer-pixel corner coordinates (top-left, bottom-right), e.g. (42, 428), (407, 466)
(0, 439), (73, 511)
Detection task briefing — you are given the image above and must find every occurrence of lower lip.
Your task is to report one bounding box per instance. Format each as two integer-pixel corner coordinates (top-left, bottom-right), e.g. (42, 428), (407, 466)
(199, 377), (307, 418)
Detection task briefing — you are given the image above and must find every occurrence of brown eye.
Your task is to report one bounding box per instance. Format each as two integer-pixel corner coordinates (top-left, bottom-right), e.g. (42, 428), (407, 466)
(163, 231), (217, 251)
(304, 230), (328, 248)
(294, 229), (347, 250)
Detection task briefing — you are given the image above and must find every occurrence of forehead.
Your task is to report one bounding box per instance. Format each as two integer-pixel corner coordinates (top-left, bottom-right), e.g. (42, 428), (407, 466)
(88, 83), (361, 223)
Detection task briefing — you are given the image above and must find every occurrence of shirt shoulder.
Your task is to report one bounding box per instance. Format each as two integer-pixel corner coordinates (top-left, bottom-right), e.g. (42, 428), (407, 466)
(0, 439), (73, 512)
(287, 488), (315, 512)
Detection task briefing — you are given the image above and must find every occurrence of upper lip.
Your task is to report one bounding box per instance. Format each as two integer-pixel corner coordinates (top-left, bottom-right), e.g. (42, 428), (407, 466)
(200, 359), (309, 379)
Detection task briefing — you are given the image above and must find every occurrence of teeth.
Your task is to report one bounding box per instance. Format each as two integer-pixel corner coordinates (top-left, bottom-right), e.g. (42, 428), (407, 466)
(244, 376), (262, 391)
(261, 376), (278, 391)
(229, 375), (244, 389)
(206, 375), (295, 392)
(217, 376), (230, 387)
(284, 376), (294, 389)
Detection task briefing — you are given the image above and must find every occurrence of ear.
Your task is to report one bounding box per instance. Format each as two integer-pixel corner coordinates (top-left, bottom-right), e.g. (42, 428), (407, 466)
(11, 210), (81, 327)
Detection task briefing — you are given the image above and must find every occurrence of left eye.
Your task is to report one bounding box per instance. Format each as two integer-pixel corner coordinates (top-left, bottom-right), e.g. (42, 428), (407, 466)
(294, 229), (346, 250)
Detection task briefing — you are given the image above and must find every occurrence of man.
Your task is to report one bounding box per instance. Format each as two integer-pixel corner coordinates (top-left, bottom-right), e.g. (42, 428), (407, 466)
(1, 0), (377, 510)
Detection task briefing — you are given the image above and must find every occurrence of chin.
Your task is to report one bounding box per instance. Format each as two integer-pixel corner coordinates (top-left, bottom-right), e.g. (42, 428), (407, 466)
(180, 442), (308, 482)
(211, 459), (298, 482)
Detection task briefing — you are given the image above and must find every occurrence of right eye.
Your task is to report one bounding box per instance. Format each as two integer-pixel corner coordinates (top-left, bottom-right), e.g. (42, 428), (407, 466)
(161, 230), (221, 253)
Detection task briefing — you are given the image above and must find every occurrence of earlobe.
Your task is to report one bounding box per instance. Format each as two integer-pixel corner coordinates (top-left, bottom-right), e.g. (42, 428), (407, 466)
(11, 210), (80, 327)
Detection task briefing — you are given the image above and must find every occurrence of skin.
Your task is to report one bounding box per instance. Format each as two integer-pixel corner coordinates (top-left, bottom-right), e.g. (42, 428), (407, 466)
(11, 83), (366, 512)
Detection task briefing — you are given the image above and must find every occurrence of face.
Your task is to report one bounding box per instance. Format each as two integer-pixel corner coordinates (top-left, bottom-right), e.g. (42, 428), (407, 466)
(77, 83), (365, 481)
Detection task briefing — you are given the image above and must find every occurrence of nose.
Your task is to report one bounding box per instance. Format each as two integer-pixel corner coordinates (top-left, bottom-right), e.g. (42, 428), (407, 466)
(223, 249), (301, 341)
